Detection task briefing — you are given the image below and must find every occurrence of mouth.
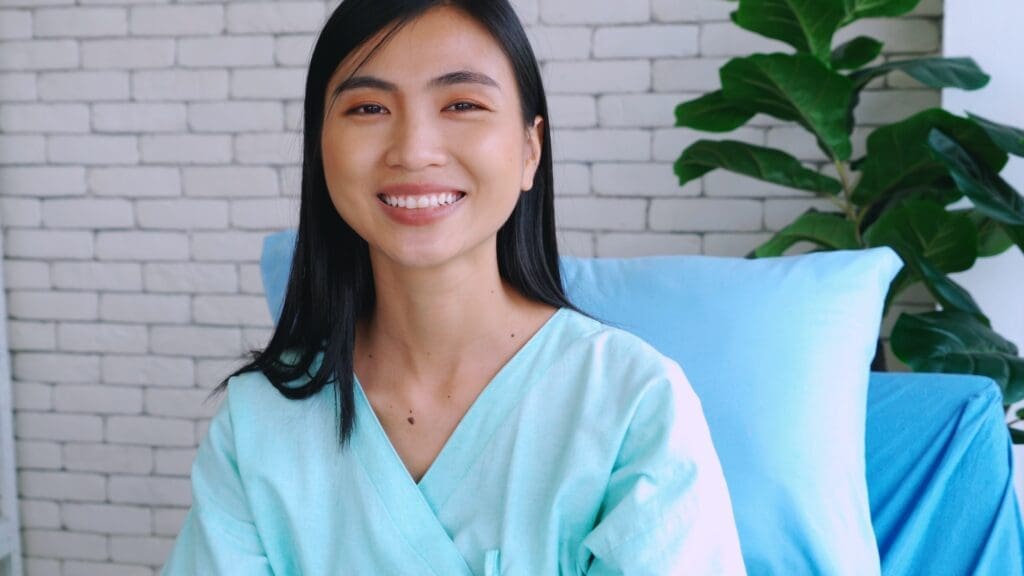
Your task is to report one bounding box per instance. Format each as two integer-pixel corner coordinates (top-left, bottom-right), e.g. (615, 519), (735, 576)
(377, 191), (467, 209)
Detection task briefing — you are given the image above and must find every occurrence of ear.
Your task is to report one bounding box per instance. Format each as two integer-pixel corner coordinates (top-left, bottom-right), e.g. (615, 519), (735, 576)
(520, 115), (544, 192)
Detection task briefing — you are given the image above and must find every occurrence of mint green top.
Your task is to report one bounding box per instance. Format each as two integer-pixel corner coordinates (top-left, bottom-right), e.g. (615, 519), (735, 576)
(161, 308), (746, 575)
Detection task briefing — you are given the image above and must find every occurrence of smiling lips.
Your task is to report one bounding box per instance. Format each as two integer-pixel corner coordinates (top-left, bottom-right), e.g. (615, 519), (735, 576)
(376, 183), (466, 225)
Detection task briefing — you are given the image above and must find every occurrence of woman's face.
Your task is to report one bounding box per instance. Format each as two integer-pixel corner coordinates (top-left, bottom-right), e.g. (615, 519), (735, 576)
(320, 6), (543, 271)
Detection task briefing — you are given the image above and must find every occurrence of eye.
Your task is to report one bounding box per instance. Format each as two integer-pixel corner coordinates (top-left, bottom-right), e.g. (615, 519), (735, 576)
(447, 101), (483, 112)
(347, 103), (387, 116)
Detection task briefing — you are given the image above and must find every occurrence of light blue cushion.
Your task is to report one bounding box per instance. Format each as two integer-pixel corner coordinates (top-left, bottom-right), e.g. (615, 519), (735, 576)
(259, 230), (901, 575)
(560, 249), (901, 576)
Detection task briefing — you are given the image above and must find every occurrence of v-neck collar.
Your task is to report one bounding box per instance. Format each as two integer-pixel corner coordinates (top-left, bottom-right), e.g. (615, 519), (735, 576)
(352, 307), (568, 510)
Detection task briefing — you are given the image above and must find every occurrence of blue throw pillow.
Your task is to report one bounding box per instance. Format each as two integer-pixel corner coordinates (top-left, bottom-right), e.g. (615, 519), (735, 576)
(260, 230), (901, 575)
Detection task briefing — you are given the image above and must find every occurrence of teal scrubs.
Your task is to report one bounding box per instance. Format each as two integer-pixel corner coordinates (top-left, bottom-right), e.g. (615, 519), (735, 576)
(161, 308), (746, 575)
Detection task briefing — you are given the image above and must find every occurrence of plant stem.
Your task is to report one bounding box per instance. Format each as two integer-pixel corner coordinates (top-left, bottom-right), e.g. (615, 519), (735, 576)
(832, 160), (861, 243)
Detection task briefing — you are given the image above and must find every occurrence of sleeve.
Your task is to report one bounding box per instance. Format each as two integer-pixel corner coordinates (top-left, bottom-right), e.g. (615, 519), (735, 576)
(578, 359), (747, 576)
(161, 383), (275, 576)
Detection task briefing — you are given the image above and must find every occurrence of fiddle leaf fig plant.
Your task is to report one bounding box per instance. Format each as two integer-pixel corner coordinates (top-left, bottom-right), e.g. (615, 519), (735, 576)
(674, 0), (1024, 441)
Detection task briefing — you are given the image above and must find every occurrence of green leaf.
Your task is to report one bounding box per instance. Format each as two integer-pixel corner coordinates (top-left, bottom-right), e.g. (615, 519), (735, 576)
(928, 129), (1024, 226)
(673, 139), (843, 194)
(960, 210), (1016, 257)
(1006, 224), (1024, 254)
(968, 112), (1024, 157)
(850, 57), (990, 91)
(891, 310), (1023, 404)
(1011, 427), (1024, 445)
(853, 109), (1008, 205)
(842, 0), (922, 21)
(863, 200), (978, 274)
(753, 210), (858, 257)
(830, 36), (883, 70)
(901, 249), (987, 320)
(675, 91), (756, 133)
(721, 53), (854, 160)
(731, 0), (847, 62)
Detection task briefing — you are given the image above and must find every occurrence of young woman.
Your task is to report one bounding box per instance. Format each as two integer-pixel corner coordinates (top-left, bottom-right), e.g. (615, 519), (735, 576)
(162, 1), (745, 574)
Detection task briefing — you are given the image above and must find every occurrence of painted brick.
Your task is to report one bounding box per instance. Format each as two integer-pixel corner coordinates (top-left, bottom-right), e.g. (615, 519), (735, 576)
(243, 327), (272, 350)
(133, 70), (229, 101)
(194, 359), (238, 390)
(235, 132), (302, 165)
(598, 93), (687, 128)
(553, 163), (591, 196)
(145, 388), (219, 419)
(193, 295), (272, 327)
(652, 126), (765, 162)
(226, 2), (325, 34)
(0, 9), (31, 40)
(136, 199), (229, 230)
(553, 128), (650, 162)
(20, 499), (61, 530)
(0, 196), (41, 226)
(102, 355), (195, 389)
(64, 561), (153, 576)
(703, 232), (774, 257)
(8, 290), (98, 321)
(554, 197), (647, 231)
(541, 0), (649, 24)
(183, 166), (279, 197)
(90, 167), (181, 198)
(0, 134), (45, 163)
(93, 103), (186, 133)
(0, 40), (78, 71)
(510, 0), (539, 24)
(654, 58), (727, 92)
(140, 134), (232, 164)
(108, 475), (191, 507)
(525, 26), (591, 61)
(231, 68), (306, 99)
(592, 162), (690, 196)
(765, 198), (841, 231)
(8, 321), (57, 351)
(17, 440), (62, 470)
(856, 89), (941, 125)
(96, 232), (189, 261)
(556, 231), (594, 257)
(544, 60), (650, 94)
(230, 197), (298, 229)
(82, 39), (174, 69)
(64, 503), (151, 535)
(154, 508), (188, 536)
(188, 101), (284, 132)
(191, 231), (265, 261)
(594, 25), (698, 58)
(836, 18), (940, 54)
(129, 5), (223, 36)
(34, 8), (126, 38)
(23, 559), (61, 576)
(178, 36), (275, 68)
(48, 135), (139, 165)
(5, 229), (93, 259)
(547, 95), (597, 128)
(650, 198), (763, 232)
(275, 34), (316, 66)
(100, 293), (190, 325)
(110, 535), (176, 565)
(2, 260), (50, 289)
(38, 71), (130, 101)
(596, 232), (702, 257)
(64, 443), (152, 475)
(150, 325), (241, 357)
(238, 264), (265, 294)
(0, 103), (89, 133)
(12, 381), (53, 410)
(284, 101), (303, 131)
(22, 529), (108, 560)
(700, 22), (789, 56)
(143, 262), (237, 294)
(58, 323), (149, 355)
(107, 416), (195, 447)
(12, 352), (100, 384)
(705, 171), (808, 198)
(16, 414), (103, 443)
(653, 0), (734, 22)
(0, 71), (36, 100)
(42, 198), (134, 229)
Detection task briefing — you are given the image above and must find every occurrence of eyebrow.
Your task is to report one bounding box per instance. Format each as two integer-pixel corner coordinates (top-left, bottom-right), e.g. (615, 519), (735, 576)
(330, 69), (502, 99)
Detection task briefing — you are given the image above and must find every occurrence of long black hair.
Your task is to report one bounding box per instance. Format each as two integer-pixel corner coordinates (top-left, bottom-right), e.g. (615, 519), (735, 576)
(209, 0), (577, 446)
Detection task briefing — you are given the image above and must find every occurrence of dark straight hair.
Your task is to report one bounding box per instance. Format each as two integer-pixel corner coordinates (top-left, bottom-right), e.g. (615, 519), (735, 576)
(209, 0), (578, 446)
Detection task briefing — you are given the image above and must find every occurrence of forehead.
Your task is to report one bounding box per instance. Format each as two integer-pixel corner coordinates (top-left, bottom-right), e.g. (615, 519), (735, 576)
(328, 6), (515, 93)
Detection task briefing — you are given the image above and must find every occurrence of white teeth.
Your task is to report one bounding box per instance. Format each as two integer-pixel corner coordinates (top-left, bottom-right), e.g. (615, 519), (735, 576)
(381, 193), (463, 209)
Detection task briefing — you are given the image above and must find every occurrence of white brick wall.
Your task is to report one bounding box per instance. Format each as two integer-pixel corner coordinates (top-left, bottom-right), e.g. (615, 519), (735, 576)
(0, 1), (943, 573)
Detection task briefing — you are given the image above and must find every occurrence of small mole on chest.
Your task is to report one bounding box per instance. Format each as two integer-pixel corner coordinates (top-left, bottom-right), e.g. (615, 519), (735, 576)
(407, 409), (414, 425)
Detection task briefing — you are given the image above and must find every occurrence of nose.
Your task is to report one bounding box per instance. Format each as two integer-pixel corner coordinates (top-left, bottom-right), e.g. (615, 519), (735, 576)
(384, 108), (448, 171)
